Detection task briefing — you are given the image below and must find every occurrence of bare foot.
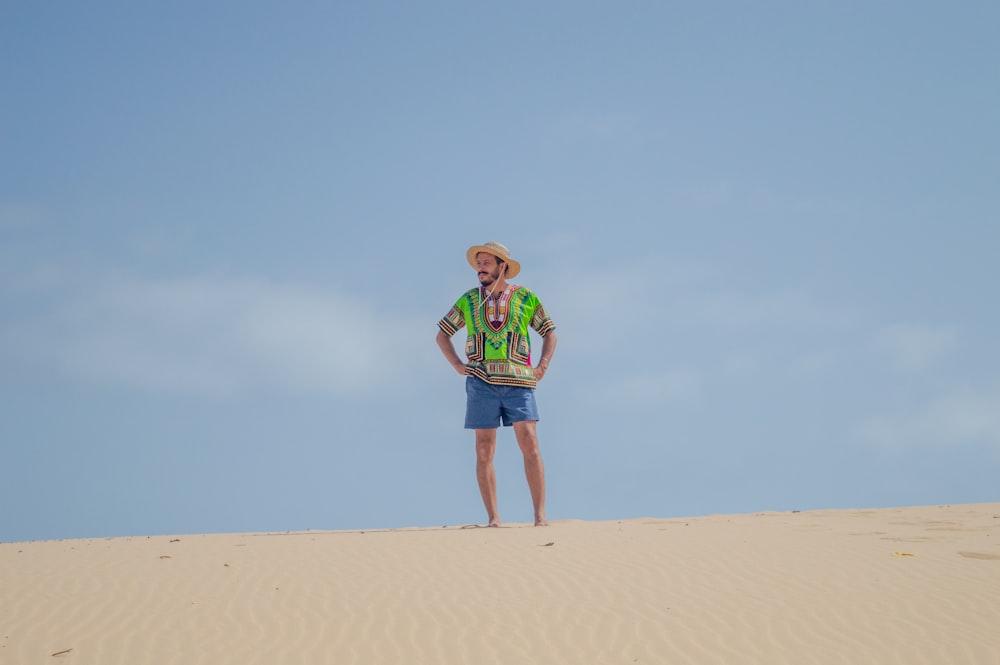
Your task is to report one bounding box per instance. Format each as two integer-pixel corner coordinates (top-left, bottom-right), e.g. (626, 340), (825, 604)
(488, 517), (501, 528)
(535, 516), (549, 526)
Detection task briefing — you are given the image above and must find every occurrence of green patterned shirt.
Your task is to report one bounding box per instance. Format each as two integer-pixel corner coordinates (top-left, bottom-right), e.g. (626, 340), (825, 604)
(438, 285), (556, 388)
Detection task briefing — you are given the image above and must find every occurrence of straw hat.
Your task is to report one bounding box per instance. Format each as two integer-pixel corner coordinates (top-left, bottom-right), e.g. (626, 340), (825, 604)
(466, 241), (521, 278)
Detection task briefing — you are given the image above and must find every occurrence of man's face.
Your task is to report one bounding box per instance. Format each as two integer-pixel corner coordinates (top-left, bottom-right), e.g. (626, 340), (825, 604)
(476, 253), (503, 287)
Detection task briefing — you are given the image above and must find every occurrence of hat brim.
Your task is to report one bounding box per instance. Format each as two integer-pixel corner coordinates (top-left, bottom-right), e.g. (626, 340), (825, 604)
(467, 245), (521, 278)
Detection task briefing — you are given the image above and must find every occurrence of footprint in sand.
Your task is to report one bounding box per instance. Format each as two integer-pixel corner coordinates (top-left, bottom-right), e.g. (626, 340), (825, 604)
(958, 551), (1000, 560)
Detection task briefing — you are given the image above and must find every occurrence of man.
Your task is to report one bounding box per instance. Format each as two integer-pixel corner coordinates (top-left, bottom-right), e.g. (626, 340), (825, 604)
(436, 242), (558, 527)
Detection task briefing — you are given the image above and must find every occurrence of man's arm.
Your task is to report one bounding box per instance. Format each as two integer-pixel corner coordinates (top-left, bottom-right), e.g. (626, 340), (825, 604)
(436, 329), (467, 376)
(533, 331), (557, 382)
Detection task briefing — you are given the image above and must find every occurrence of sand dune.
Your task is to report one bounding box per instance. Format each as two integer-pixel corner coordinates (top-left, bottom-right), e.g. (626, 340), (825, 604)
(3, 503), (999, 664)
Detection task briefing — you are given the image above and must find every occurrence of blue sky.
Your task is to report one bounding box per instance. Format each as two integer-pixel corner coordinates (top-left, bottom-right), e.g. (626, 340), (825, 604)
(2, 2), (998, 542)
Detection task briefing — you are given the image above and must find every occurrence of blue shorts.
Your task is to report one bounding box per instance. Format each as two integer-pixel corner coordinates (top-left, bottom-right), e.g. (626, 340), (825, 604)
(465, 376), (539, 429)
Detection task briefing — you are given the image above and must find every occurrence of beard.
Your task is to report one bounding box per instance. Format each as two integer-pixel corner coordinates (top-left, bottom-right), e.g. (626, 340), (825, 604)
(478, 267), (501, 287)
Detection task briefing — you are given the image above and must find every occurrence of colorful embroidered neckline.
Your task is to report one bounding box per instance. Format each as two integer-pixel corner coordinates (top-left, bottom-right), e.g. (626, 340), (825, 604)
(479, 286), (514, 333)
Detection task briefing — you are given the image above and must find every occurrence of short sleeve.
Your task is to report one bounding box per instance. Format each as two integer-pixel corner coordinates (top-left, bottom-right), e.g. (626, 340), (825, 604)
(529, 298), (555, 337)
(438, 304), (466, 336)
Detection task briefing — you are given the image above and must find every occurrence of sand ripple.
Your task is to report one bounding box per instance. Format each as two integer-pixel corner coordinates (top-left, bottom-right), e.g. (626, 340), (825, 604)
(2, 504), (998, 664)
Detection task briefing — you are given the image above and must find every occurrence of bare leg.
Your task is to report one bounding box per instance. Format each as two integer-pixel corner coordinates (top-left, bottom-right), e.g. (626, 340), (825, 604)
(475, 429), (500, 526)
(513, 420), (548, 526)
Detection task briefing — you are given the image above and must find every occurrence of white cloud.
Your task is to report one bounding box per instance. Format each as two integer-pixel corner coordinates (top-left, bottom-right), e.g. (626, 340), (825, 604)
(539, 253), (848, 334)
(873, 323), (958, 372)
(4, 273), (423, 397)
(858, 390), (1000, 451)
(530, 251), (853, 413)
(533, 253), (851, 368)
